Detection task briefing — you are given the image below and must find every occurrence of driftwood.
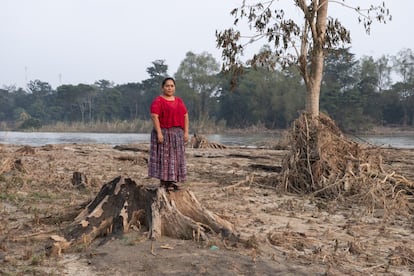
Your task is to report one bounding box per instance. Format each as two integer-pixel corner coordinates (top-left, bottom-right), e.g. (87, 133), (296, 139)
(4, 159), (26, 173)
(249, 164), (282, 172)
(15, 145), (35, 155)
(190, 133), (227, 149)
(48, 176), (238, 256)
(113, 144), (149, 153)
(71, 172), (88, 189)
(114, 134), (227, 151)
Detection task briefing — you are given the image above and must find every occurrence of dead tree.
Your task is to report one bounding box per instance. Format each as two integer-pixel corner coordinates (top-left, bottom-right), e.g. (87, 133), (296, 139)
(51, 176), (237, 254)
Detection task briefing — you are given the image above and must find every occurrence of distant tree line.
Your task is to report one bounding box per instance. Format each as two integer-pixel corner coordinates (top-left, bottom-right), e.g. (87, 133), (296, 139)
(0, 48), (413, 132)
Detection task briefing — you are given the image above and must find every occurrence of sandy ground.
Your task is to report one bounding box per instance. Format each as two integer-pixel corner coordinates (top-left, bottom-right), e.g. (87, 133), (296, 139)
(1, 142), (414, 275)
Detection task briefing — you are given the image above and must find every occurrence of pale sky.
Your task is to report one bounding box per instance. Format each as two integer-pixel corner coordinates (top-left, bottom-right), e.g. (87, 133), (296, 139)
(1, 0), (412, 89)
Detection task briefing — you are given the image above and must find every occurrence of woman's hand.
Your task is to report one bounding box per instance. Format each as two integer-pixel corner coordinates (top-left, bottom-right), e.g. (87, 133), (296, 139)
(151, 113), (163, 143)
(157, 133), (164, 143)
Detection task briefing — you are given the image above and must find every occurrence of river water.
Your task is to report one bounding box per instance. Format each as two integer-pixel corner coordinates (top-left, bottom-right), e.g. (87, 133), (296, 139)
(0, 131), (413, 148)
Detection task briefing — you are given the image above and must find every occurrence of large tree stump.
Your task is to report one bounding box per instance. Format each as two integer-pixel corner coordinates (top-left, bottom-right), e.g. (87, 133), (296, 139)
(60, 176), (237, 250)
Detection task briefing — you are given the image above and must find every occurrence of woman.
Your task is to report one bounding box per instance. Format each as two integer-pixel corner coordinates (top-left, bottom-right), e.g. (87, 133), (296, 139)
(148, 77), (189, 190)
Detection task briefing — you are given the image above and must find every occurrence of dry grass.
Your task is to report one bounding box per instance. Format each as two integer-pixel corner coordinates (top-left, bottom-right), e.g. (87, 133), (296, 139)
(36, 119), (153, 133)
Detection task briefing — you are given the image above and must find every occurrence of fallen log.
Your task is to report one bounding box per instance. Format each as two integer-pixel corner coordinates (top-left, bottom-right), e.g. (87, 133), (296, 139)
(113, 144), (149, 153)
(54, 176), (238, 255)
(190, 133), (227, 149)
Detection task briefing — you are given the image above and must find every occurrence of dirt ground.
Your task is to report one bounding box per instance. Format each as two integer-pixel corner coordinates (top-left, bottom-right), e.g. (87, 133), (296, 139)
(1, 142), (414, 275)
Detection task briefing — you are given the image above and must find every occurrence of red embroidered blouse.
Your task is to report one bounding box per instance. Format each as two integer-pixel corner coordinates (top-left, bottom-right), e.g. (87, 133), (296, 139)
(150, 96), (188, 129)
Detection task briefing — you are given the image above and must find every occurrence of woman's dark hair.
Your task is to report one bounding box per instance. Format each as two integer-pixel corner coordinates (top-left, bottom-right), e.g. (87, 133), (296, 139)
(162, 77), (175, 87)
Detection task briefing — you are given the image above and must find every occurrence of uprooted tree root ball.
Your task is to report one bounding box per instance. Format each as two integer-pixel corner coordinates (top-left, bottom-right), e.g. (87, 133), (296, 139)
(282, 112), (414, 216)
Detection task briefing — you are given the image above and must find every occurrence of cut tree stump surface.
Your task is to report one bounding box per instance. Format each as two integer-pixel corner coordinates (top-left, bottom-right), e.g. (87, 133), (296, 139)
(63, 176), (238, 250)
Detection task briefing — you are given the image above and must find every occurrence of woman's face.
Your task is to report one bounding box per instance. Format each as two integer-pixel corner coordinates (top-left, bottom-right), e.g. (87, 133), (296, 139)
(162, 80), (175, 97)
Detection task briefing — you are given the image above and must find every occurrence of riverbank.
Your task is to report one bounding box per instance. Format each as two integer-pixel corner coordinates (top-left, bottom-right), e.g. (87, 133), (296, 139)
(1, 143), (414, 275)
(3, 119), (414, 136)
(2, 129), (414, 149)
(356, 125), (414, 135)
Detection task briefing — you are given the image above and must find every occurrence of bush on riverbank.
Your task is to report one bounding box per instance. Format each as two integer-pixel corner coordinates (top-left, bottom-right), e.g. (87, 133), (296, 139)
(29, 120), (153, 133)
(5, 119), (268, 134)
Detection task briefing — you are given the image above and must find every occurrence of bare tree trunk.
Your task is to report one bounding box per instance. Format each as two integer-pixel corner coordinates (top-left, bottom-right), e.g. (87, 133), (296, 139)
(301, 0), (328, 117)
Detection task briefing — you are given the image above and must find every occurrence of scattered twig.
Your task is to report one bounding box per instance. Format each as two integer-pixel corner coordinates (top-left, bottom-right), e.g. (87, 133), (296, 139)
(11, 230), (57, 241)
(160, 244), (174, 250)
(222, 176), (251, 191)
(150, 241), (156, 256)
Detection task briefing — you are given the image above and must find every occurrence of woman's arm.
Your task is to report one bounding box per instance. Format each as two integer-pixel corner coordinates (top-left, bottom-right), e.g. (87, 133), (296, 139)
(151, 113), (163, 143)
(184, 113), (189, 143)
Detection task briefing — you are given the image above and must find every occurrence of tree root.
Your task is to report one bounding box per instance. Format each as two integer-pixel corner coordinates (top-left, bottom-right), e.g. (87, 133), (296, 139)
(283, 112), (414, 216)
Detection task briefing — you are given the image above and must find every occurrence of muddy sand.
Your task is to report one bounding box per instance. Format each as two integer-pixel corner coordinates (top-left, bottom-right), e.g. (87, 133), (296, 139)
(1, 142), (414, 275)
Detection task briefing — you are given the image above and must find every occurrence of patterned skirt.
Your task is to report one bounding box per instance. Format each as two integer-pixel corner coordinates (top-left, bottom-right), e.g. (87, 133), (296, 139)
(148, 127), (186, 182)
